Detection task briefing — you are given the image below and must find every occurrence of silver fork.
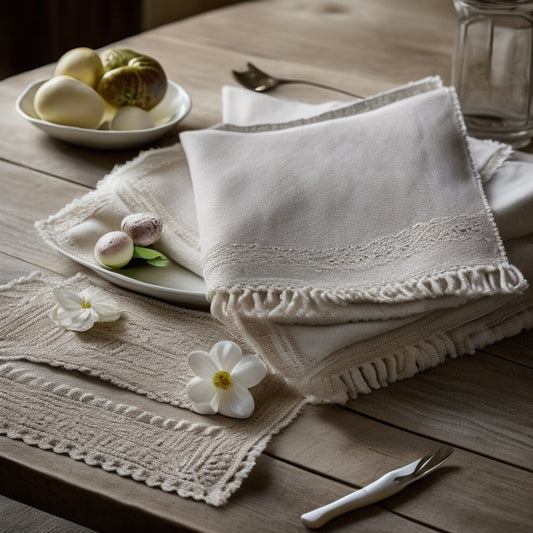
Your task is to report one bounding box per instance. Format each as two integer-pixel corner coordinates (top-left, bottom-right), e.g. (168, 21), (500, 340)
(232, 62), (363, 98)
(301, 447), (454, 529)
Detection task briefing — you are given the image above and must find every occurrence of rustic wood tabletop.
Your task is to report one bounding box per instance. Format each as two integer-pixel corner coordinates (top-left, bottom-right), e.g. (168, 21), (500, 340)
(0, 1), (531, 532)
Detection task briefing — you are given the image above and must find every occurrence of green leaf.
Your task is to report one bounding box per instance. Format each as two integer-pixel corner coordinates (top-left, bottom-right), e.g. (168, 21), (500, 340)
(146, 256), (169, 267)
(133, 246), (169, 267)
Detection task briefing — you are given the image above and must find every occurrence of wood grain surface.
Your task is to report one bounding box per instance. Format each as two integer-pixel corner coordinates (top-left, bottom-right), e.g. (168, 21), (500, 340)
(1, 1), (531, 532)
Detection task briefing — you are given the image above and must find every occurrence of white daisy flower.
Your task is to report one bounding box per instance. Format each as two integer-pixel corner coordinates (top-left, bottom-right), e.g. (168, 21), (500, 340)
(186, 340), (267, 419)
(50, 286), (121, 332)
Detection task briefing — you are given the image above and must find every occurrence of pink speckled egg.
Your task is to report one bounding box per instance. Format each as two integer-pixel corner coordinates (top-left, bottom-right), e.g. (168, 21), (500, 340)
(94, 231), (134, 268)
(121, 213), (163, 246)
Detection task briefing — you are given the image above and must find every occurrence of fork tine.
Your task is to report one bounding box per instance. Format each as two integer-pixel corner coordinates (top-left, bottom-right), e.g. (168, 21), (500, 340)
(246, 62), (267, 76)
(411, 449), (438, 475)
(415, 447), (454, 476)
(232, 69), (252, 87)
(393, 447), (454, 485)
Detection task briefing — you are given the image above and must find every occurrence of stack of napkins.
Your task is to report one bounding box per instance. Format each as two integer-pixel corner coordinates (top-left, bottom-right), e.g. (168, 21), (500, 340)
(38, 76), (533, 402)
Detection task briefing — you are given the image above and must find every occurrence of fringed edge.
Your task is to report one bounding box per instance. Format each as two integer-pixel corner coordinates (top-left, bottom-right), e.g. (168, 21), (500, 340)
(210, 263), (528, 324)
(296, 301), (533, 404)
(207, 392), (307, 507)
(475, 139), (514, 183)
(34, 145), (179, 252)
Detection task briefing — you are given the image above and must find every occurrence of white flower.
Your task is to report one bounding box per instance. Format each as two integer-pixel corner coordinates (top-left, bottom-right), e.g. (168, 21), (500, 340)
(186, 341), (267, 419)
(50, 286), (120, 332)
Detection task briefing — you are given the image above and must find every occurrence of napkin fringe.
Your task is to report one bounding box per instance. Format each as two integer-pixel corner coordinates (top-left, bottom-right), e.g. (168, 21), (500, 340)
(210, 263), (527, 324)
(300, 300), (533, 403)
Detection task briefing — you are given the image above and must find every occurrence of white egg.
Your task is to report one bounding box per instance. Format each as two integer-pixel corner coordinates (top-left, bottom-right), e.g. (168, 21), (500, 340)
(34, 75), (106, 129)
(54, 47), (104, 88)
(111, 106), (155, 130)
(94, 231), (134, 268)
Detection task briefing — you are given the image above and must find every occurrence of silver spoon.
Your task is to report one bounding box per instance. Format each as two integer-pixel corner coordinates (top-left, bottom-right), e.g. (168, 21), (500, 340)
(232, 62), (363, 98)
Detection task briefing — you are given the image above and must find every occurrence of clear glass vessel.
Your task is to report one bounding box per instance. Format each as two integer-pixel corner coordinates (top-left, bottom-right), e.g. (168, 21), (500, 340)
(452, 0), (533, 147)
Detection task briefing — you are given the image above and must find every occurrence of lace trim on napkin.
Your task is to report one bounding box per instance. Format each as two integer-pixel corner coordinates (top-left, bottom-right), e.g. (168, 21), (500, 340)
(205, 213), (497, 274)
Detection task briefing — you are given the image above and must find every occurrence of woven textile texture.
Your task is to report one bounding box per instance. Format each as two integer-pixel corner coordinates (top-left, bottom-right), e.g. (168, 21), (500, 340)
(0, 272), (304, 506)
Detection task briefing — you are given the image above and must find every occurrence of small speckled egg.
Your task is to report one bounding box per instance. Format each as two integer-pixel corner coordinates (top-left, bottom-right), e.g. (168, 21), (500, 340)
(94, 231), (134, 268)
(121, 213), (163, 246)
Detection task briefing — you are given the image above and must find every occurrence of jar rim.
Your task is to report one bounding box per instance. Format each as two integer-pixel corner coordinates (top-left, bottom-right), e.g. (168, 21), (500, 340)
(456, 0), (533, 5)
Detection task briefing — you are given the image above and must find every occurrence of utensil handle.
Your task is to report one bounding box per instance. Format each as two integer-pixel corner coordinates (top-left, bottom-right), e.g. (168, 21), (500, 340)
(300, 487), (373, 529)
(281, 79), (363, 98)
(300, 470), (405, 529)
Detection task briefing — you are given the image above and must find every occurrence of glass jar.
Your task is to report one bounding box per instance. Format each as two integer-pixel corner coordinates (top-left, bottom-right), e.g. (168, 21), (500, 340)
(452, 0), (533, 147)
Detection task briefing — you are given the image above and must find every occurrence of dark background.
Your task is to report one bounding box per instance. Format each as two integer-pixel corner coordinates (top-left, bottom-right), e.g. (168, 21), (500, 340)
(0, 0), (244, 79)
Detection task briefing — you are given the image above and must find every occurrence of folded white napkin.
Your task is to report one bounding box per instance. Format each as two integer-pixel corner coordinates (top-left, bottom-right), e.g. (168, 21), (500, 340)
(222, 81), (514, 184)
(22, 80), (533, 506)
(223, 83), (533, 242)
(181, 79), (526, 326)
(37, 78), (533, 402)
(37, 146), (203, 277)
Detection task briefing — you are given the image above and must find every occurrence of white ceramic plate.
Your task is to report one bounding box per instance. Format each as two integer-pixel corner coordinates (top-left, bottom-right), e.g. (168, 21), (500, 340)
(16, 79), (191, 149)
(59, 249), (209, 309)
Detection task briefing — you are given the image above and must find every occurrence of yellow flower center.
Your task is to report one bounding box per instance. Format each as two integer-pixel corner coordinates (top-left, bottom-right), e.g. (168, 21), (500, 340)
(212, 370), (233, 390)
(80, 300), (91, 309)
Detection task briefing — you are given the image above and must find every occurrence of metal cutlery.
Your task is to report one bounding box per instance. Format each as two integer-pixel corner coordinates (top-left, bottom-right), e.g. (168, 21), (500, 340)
(232, 62), (363, 98)
(301, 447), (454, 529)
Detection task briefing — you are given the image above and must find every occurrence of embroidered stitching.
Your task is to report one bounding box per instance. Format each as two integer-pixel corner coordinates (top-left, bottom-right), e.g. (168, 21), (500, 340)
(204, 212), (496, 276)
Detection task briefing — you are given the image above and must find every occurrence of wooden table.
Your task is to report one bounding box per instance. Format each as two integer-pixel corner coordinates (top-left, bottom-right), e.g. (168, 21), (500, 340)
(1, 1), (531, 531)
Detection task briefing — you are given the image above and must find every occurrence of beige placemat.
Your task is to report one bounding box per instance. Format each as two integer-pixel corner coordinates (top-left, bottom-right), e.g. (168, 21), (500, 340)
(0, 271), (304, 506)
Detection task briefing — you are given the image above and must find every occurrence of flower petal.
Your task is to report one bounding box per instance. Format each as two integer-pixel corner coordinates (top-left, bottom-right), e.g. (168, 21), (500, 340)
(231, 355), (267, 388)
(95, 308), (121, 322)
(188, 351), (219, 378)
(210, 389), (222, 413)
(217, 383), (255, 419)
(78, 287), (100, 301)
(211, 341), (242, 372)
(52, 288), (81, 310)
(191, 402), (217, 415)
(186, 376), (216, 403)
(80, 287), (121, 322)
(51, 306), (98, 332)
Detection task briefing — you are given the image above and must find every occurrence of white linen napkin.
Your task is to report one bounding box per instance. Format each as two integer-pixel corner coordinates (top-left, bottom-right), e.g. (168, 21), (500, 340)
(222, 82), (514, 184)
(37, 78), (533, 402)
(22, 78), (533, 505)
(223, 83), (533, 242)
(181, 80), (526, 327)
(37, 146), (203, 277)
